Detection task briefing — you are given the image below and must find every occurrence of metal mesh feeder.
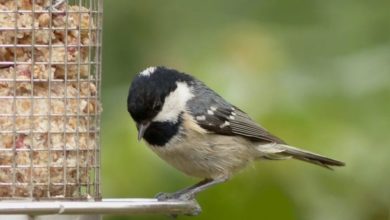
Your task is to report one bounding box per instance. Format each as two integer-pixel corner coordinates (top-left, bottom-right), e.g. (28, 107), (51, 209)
(0, 0), (200, 217)
(0, 0), (102, 200)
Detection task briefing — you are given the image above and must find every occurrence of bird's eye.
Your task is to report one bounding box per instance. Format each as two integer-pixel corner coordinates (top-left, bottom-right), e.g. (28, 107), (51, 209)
(152, 101), (162, 111)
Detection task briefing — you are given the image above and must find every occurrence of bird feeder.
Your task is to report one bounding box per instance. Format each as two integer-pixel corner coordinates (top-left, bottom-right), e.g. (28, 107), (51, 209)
(0, 0), (200, 219)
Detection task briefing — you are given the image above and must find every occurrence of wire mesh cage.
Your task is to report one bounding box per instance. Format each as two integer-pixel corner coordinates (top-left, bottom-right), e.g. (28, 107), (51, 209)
(0, 1), (202, 216)
(0, 0), (103, 200)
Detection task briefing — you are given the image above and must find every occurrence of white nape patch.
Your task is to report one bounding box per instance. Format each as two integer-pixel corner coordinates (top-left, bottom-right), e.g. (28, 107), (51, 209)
(153, 82), (194, 122)
(229, 115), (235, 120)
(219, 121), (230, 128)
(210, 106), (217, 111)
(196, 115), (206, 121)
(207, 110), (214, 115)
(140, 66), (157, 76)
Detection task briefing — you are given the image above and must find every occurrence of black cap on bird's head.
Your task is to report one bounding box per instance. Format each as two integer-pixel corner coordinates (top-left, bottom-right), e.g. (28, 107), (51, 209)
(127, 66), (194, 140)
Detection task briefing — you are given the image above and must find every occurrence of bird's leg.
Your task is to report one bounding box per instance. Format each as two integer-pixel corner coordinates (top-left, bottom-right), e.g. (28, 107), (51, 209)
(180, 176), (229, 199)
(174, 178), (213, 195)
(156, 176), (229, 201)
(156, 178), (211, 201)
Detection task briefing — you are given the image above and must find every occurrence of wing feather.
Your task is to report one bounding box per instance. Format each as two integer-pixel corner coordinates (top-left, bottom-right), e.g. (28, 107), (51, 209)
(188, 82), (285, 144)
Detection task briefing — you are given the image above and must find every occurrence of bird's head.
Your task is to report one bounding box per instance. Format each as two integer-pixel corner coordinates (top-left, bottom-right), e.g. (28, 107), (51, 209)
(127, 66), (194, 141)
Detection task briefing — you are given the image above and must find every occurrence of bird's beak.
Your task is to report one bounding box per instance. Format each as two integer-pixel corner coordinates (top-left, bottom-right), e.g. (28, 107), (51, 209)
(137, 121), (150, 141)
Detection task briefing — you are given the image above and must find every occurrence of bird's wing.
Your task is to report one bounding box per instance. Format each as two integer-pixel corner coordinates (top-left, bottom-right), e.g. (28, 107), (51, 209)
(188, 83), (285, 144)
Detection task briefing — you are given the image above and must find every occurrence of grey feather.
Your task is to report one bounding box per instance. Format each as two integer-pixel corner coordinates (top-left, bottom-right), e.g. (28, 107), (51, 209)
(277, 144), (345, 169)
(187, 80), (285, 143)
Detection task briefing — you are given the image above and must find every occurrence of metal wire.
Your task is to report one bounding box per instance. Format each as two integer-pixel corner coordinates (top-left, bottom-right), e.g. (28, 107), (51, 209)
(0, 0), (102, 200)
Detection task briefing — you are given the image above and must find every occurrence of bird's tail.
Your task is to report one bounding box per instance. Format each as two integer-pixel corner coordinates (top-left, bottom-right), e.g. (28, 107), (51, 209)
(259, 144), (345, 169)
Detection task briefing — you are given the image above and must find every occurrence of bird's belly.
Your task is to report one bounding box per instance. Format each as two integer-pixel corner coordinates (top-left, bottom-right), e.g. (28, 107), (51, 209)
(148, 134), (257, 179)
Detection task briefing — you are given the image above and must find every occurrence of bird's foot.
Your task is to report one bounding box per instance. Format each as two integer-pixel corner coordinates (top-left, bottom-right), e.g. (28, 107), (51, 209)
(155, 191), (201, 217)
(155, 191), (195, 201)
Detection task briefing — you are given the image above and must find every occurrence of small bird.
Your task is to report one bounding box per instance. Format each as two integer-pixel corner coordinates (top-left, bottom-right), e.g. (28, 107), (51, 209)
(127, 66), (345, 201)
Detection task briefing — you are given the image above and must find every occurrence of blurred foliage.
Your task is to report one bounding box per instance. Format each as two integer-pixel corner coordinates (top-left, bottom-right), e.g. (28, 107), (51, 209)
(101, 0), (390, 220)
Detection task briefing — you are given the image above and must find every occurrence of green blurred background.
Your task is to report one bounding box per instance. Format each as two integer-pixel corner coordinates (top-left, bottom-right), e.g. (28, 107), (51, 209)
(101, 1), (390, 220)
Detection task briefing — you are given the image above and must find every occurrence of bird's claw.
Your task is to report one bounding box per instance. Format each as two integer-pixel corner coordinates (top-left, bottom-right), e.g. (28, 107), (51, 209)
(155, 192), (201, 218)
(155, 191), (195, 201)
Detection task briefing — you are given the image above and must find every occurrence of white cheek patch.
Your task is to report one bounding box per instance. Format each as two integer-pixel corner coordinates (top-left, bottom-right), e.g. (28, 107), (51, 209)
(153, 82), (194, 122)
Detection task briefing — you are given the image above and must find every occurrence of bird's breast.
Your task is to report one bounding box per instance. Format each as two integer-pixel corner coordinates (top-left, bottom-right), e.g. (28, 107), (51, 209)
(146, 113), (258, 178)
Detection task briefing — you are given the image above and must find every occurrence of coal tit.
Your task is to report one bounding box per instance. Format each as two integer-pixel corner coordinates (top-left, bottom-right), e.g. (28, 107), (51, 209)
(127, 66), (345, 201)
